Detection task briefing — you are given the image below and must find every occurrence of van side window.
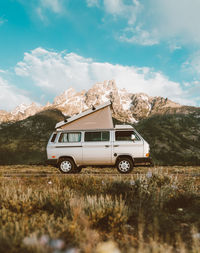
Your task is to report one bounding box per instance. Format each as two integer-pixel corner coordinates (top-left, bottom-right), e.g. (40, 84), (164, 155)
(85, 131), (110, 142)
(115, 131), (140, 141)
(58, 132), (81, 143)
(50, 133), (57, 142)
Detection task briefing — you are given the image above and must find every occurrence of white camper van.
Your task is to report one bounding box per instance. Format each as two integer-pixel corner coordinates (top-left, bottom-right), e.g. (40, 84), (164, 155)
(46, 102), (152, 174)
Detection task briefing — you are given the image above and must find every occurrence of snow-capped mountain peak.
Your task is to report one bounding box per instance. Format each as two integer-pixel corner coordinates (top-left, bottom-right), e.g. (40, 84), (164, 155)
(0, 80), (184, 124)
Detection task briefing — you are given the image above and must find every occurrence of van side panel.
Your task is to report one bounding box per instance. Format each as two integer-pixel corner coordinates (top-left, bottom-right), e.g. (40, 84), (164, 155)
(82, 141), (113, 165)
(54, 143), (83, 165)
(82, 130), (113, 165)
(47, 132), (83, 165)
(47, 144), (83, 165)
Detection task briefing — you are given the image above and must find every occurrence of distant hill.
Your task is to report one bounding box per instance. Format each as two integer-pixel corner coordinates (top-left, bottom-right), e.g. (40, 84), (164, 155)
(0, 108), (200, 166)
(136, 113), (200, 165)
(0, 109), (65, 165)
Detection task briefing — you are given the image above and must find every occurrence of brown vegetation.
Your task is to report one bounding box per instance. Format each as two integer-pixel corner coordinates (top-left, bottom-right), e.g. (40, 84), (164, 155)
(0, 166), (200, 252)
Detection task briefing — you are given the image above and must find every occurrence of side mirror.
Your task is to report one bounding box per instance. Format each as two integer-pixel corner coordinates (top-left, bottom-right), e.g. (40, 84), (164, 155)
(131, 134), (136, 141)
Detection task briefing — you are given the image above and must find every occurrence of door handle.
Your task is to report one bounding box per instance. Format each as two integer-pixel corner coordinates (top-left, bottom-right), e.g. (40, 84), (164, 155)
(114, 145), (119, 147)
(105, 145), (110, 148)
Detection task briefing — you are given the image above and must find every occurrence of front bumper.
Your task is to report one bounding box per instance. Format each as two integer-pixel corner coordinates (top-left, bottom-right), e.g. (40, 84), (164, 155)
(134, 157), (154, 166)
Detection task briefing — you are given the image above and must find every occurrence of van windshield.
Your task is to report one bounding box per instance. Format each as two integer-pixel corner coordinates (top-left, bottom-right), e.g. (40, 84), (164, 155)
(115, 131), (140, 141)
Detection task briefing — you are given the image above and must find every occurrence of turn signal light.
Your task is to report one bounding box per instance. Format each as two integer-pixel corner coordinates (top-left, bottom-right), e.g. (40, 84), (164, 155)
(146, 153), (150, 157)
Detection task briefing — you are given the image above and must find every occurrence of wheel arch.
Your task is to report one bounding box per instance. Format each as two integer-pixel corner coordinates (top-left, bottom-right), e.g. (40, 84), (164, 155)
(115, 155), (134, 166)
(58, 156), (77, 166)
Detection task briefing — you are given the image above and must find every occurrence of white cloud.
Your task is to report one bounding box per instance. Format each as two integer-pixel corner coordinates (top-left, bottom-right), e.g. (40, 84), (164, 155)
(15, 47), (194, 105)
(17, 0), (65, 23)
(150, 0), (200, 45)
(0, 17), (7, 26)
(120, 26), (159, 46)
(34, 0), (65, 22)
(40, 0), (63, 13)
(103, 0), (140, 25)
(0, 69), (6, 73)
(0, 76), (32, 111)
(36, 7), (47, 22)
(86, 0), (141, 25)
(168, 42), (182, 52)
(182, 52), (200, 93)
(183, 51), (200, 75)
(103, 0), (124, 15)
(86, 0), (100, 7)
(89, 0), (200, 47)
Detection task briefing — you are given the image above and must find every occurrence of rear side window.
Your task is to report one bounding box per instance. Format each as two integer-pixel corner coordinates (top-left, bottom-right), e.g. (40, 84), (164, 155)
(115, 131), (140, 141)
(58, 132), (81, 143)
(85, 131), (110, 142)
(50, 133), (57, 143)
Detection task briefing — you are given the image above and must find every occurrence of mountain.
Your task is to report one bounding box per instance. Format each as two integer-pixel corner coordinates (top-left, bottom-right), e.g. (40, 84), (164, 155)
(0, 108), (199, 166)
(0, 103), (42, 123)
(0, 80), (199, 165)
(1, 80), (199, 124)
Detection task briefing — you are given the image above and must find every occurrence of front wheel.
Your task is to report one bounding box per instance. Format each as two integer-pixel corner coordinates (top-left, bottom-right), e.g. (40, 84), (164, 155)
(116, 157), (133, 174)
(58, 158), (76, 174)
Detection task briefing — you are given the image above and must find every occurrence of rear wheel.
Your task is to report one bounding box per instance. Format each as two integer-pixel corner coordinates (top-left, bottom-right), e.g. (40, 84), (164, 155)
(58, 158), (76, 174)
(116, 157), (133, 174)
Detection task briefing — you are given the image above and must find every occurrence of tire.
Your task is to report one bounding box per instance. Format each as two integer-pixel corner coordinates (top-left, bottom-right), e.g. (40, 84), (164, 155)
(58, 158), (76, 174)
(116, 157), (133, 174)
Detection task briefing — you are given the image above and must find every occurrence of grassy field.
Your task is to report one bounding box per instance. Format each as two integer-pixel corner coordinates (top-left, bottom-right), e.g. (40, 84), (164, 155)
(0, 165), (200, 253)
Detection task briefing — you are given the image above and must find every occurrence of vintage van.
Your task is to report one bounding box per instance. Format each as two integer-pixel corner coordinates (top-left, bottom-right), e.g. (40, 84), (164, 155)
(46, 125), (152, 174)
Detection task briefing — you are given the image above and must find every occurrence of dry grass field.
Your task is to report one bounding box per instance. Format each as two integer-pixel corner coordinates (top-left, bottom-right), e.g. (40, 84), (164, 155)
(0, 165), (200, 253)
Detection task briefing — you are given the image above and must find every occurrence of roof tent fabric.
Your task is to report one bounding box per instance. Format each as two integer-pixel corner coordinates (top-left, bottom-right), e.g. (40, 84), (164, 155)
(58, 104), (114, 130)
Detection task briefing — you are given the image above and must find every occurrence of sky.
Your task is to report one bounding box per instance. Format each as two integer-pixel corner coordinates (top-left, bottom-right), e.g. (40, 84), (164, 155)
(0, 0), (200, 111)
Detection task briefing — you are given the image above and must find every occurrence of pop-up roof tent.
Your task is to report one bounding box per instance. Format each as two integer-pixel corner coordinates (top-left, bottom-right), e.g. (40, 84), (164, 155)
(55, 101), (114, 130)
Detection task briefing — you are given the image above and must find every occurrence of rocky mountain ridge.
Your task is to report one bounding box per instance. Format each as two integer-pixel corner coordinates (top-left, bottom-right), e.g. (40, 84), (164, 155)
(0, 80), (198, 123)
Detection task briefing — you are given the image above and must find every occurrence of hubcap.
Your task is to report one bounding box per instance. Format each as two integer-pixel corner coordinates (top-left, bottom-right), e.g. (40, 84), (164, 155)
(60, 160), (72, 172)
(118, 160), (130, 172)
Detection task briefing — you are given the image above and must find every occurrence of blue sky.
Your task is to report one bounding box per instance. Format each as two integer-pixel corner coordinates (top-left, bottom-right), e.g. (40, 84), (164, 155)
(0, 0), (200, 111)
